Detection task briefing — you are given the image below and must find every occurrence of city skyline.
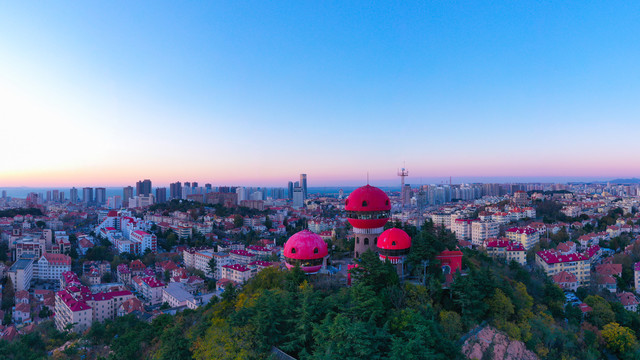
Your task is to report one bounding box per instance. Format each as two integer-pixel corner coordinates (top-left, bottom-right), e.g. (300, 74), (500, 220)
(2, 2), (640, 186)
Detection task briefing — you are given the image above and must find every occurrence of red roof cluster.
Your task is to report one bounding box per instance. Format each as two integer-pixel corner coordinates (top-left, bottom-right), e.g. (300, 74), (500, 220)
(536, 250), (589, 264)
(230, 249), (256, 257)
(246, 245), (270, 252)
(42, 253), (71, 266)
(141, 276), (165, 288)
(484, 239), (525, 251)
(506, 227), (537, 235)
(223, 264), (250, 272)
(248, 260), (272, 267)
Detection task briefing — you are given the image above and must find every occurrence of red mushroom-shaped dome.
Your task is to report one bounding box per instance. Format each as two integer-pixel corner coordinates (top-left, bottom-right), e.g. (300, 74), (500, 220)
(377, 228), (411, 250)
(377, 228), (411, 264)
(283, 230), (329, 274)
(345, 185), (391, 229)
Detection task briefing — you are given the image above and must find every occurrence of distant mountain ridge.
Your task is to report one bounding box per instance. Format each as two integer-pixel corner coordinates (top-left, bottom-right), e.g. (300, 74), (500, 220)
(606, 178), (640, 184)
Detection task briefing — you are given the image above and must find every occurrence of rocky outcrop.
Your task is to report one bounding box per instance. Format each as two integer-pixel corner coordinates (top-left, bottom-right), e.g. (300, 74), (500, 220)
(462, 326), (538, 360)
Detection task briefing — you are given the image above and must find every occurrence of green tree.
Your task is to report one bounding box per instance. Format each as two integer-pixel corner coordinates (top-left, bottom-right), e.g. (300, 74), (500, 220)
(487, 288), (515, 324)
(439, 310), (463, 340)
(233, 215), (244, 228)
(601, 322), (637, 354)
(584, 295), (616, 328)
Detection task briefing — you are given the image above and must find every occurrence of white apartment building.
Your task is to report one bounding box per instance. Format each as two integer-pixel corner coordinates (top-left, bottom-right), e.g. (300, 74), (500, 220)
(36, 253), (71, 281)
(471, 221), (499, 246)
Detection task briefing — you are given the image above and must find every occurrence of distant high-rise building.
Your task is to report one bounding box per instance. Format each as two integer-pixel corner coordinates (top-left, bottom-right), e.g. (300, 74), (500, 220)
(52, 190), (59, 202)
(82, 187), (93, 204)
(170, 182), (182, 200)
(123, 186), (134, 207)
(192, 182), (198, 188)
(236, 187), (247, 205)
(205, 184), (212, 193)
(69, 188), (78, 203)
(26, 192), (39, 207)
(155, 188), (167, 203)
(95, 188), (106, 205)
(1, 190), (5, 199)
(184, 182), (191, 189)
(107, 196), (122, 209)
(293, 186), (304, 208)
(300, 174), (308, 199)
(136, 179), (152, 196)
(288, 181), (293, 200)
(59, 192), (65, 202)
(46, 191), (52, 202)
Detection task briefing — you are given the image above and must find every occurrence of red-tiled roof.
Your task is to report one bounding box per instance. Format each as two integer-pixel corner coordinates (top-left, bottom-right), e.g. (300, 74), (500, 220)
(596, 263), (622, 276)
(229, 249), (256, 257)
(536, 250), (590, 264)
(223, 264), (250, 272)
(506, 227), (537, 235)
(618, 292), (639, 307)
(552, 271), (577, 284)
(141, 276), (165, 288)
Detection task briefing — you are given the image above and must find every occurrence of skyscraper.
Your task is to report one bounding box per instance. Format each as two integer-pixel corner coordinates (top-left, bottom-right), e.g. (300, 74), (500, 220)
(170, 182), (182, 200)
(46, 191), (52, 202)
(288, 181), (294, 200)
(136, 179), (152, 196)
(123, 186), (134, 207)
(300, 174), (308, 199)
(293, 186), (304, 208)
(59, 191), (65, 202)
(69, 187), (78, 203)
(82, 187), (94, 204)
(52, 190), (59, 202)
(156, 187), (167, 203)
(95, 188), (106, 205)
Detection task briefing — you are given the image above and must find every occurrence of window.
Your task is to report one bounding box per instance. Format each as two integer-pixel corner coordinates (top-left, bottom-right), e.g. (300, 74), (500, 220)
(386, 200), (389, 206)
(291, 248), (296, 254)
(356, 238), (360, 244)
(362, 200), (368, 207)
(314, 248), (319, 254)
(364, 238), (369, 245)
(392, 241), (396, 246)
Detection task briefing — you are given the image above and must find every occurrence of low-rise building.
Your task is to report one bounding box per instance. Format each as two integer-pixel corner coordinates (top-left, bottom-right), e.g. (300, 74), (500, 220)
(471, 221), (499, 246)
(536, 250), (591, 287)
(55, 285), (134, 332)
(506, 227), (539, 250)
(618, 292), (639, 312)
(483, 239), (526, 265)
(8, 255), (36, 292)
(36, 253), (71, 281)
(552, 271), (579, 291)
(221, 264), (255, 284)
(229, 250), (257, 265)
(140, 277), (166, 304)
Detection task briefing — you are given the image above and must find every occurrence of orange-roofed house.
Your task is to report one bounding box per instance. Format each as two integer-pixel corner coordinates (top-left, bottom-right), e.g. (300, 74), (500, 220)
(552, 271), (578, 291)
(618, 292), (639, 312)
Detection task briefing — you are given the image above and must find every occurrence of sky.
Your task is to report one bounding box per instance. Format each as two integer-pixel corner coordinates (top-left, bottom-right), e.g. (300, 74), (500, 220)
(1, 1), (640, 187)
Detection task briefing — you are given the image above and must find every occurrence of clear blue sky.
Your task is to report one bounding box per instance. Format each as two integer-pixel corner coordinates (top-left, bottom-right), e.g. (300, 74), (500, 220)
(1, 2), (639, 187)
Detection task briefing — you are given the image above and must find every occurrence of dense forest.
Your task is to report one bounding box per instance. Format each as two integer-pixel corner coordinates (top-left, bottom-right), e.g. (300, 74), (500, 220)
(0, 208), (43, 218)
(3, 224), (640, 359)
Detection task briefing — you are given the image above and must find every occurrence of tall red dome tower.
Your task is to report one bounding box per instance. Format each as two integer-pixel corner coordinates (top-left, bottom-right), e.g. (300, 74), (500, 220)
(345, 185), (391, 259)
(283, 230), (329, 274)
(377, 228), (412, 277)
